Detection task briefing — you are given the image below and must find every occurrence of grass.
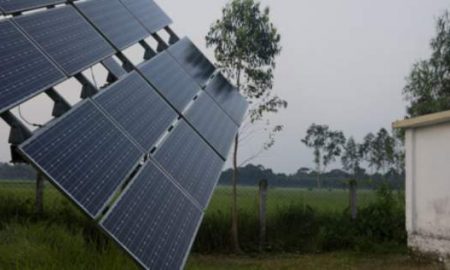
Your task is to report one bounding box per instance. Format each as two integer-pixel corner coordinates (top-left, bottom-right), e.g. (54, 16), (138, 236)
(0, 180), (437, 269)
(186, 253), (441, 270)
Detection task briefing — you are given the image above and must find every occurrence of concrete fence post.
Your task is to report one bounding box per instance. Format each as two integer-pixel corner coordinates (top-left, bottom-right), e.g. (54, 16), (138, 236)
(258, 179), (268, 251)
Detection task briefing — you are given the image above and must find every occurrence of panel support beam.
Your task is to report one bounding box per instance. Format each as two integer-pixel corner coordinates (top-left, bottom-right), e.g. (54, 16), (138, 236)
(45, 88), (71, 117)
(165, 26), (179, 45)
(0, 111), (33, 163)
(75, 73), (98, 99)
(139, 40), (157, 60)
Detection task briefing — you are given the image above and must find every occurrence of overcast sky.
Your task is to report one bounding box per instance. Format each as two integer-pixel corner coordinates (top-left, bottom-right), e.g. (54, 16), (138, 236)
(0, 0), (448, 174)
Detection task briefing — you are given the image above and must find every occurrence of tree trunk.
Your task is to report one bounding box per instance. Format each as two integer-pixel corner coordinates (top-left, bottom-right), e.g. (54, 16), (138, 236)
(231, 134), (242, 253)
(349, 179), (357, 220)
(35, 172), (45, 216)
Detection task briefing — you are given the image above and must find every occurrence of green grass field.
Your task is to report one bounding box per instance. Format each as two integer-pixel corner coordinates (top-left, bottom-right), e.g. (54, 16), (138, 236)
(0, 181), (436, 269)
(208, 186), (377, 215)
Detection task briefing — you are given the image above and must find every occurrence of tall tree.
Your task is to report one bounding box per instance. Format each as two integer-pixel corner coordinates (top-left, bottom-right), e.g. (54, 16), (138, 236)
(341, 137), (363, 219)
(302, 124), (345, 188)
(206, 0), (285, 253)
(404, 11), (450, 117)
(362, 129), (396, 175)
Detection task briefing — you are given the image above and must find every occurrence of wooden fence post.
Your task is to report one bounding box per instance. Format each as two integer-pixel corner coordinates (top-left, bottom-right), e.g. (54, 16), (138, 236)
(259, 179), (268, 251)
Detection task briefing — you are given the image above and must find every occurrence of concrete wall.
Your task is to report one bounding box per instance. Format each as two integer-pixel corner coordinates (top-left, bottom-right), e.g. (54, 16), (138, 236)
(405, 122), (450, 257)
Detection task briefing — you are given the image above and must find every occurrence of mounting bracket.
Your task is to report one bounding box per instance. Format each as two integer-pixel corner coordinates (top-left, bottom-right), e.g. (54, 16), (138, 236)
(75, 73), (98, 99)
(165, 26), (179, 45)
(45, 88), (71, 117)
(0, 111), (33, 163)
(139, 40), (157, 60)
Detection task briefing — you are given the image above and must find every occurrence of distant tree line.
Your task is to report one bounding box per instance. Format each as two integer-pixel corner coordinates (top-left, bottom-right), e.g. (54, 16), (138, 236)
(0, 162), (35, 180)
(218, 163), (404, 190)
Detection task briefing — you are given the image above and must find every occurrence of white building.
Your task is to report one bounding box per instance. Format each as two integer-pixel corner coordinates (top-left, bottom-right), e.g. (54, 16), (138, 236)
(394, 111), (450, 258)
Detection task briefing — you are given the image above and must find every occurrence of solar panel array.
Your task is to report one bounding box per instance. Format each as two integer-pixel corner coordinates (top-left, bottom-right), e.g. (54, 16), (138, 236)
(14, 6), (115, 75)
(1, 1), (249, 269)
(0, 0), (64, 14)
(0, 20), (66, 114)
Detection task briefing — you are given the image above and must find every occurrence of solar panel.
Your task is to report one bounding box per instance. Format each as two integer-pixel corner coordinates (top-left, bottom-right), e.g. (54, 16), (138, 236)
(0, 20), (66, 114)
(154, 120), (224, 208)
(93, 72), (177, 152)
(0, 0), (64, 14)
(185, 93), (238, 158)
(76, 0), (149, 50)
(19, 101), (143, 217)
(167, 37), (215, 87)
(138, 51), (200, 112)
(120, 0), (172, 34)
(205, 73), (249, 125)
(14, 6), (115, 76)
(101, 161), (202, 270)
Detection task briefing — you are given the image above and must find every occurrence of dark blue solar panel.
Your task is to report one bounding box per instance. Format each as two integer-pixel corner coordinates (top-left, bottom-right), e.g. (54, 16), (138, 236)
(93, 72), (177, 152)
(154, 121), (224, 208)
(0, 20), (66, 114)
(0, 0), (64, 14)
(101, 161), (202, 270)
(120, 0), (172, 34)
(19, 101), (143, 217)
(138, 51), (200, 112)
(167, 37), (215, 87)
(14, 6), (115, 76)
(185, 93), (238, 158)
(205, 73), (249, 125)
(76, 0), (149, 50)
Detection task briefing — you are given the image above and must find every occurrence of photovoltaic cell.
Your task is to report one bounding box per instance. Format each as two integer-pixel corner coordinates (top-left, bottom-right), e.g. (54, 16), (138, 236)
(167, 37), (215, 87)
(19, 101), (143, 217)
(205, 73), (249, 125)
(185, 93), (238, 158)
(0, 0), (64, 14)
(0, 20), (65, 114)
(93, 72), (177, 152)
(76, 0), (149, 50)
(102, 161), (202, 270)
(120, 0), (172, 34)
(138, 51), (200, 112)
(154, 121), (224, 208)
(14, 6), (115, 76)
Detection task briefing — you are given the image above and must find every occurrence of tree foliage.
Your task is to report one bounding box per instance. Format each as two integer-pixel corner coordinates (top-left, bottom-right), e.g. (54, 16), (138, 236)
(302, 124), (345, 188)
(404, 11), (450, 117)
(206, 0), (287, 123)
(341, 137), (363, 177)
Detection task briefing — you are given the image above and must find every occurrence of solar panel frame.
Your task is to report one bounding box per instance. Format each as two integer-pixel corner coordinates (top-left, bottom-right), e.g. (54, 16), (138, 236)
(0, 0), (65, 15)
(101, 160), (203, 270)
(13, 5), (115, 76)
(120, 0), (172, 34)
(19, 100), (144, 218)
(154, 120), (224, 208)
(167, 37), (216, 87)
(0, 20), (66, 114)
(75, 0), (150, 51)
(138, 51), (201, 113)
(184, 92), (239, 159)
(92, 72), (178, 152)
(205, 73), (249, 125)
